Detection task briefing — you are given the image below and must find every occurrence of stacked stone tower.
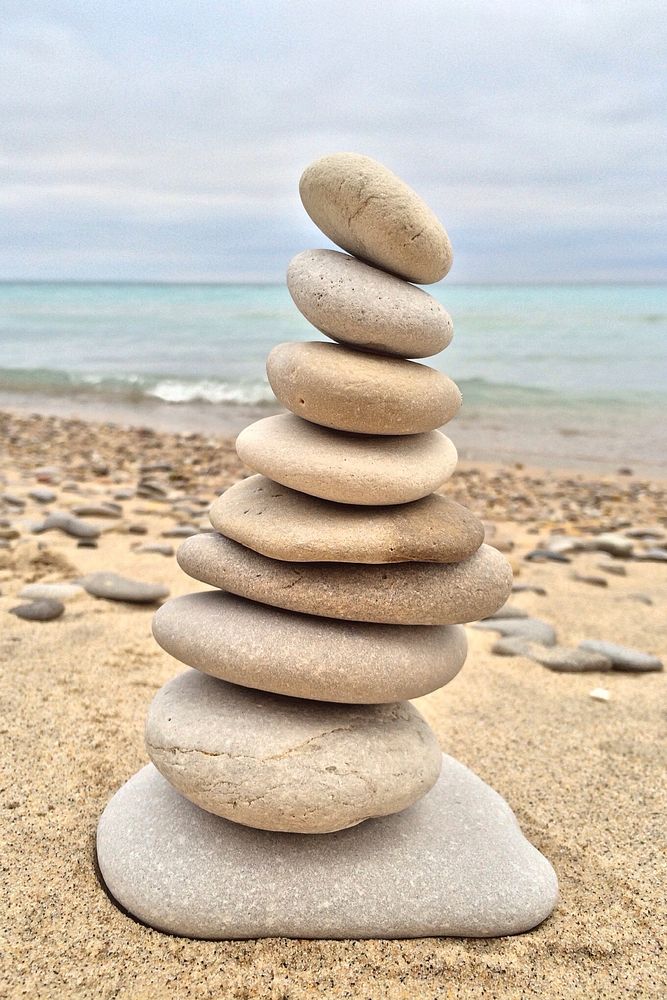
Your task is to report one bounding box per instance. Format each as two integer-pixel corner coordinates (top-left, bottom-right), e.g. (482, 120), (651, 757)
(97, 153), (558, 938)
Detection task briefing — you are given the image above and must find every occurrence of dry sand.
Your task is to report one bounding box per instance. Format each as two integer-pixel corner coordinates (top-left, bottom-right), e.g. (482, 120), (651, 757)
(1, 410), (665, 999)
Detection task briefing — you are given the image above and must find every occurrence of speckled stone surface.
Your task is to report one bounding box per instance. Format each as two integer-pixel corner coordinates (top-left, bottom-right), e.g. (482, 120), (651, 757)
(299, 153), (453, 283)
(210, 475), (484, 564)
(266, 341), (461, 435)
(145, 670), (442, 834)
(152, 591), (468, 703)
(97, 756), (558, 939)
(236, 414), (457, 506)
(287, 249), (453, 358)
(177, 534), (513, 625)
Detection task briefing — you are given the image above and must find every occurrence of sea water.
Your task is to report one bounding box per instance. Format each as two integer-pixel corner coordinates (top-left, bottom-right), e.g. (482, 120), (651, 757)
(1, 281), (665, 403)
(0, 281), (665, 470)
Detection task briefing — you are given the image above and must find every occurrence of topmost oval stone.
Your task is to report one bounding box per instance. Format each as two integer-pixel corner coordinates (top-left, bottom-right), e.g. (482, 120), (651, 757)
(299, 153), (452, 284)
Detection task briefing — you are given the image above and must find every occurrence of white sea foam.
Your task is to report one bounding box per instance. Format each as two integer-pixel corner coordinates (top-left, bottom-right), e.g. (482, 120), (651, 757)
(147, 379), (273, 406)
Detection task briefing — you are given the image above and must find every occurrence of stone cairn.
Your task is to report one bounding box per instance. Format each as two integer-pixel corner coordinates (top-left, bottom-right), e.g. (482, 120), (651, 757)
(97, 153), (558, 939)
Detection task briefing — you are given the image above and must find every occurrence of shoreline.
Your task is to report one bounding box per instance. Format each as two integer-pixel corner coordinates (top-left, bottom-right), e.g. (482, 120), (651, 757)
(2, 408), (665, 522)
(1, 391), (665, 479)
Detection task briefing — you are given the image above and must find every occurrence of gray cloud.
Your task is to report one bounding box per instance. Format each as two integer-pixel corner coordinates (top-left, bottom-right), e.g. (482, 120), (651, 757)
(1, 0), (665, 280)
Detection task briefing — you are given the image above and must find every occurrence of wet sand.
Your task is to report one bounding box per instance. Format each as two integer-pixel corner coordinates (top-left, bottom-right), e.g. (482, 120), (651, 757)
(1, 409), (665, 998)
(1, 388), (665, 477)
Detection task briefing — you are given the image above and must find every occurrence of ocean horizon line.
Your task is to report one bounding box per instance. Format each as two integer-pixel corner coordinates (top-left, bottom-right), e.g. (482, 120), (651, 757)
(1, 278), (666, 289)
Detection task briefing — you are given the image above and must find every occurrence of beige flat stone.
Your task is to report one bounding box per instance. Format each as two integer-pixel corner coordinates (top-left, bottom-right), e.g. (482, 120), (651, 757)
(210, 475), (483, 564)
(299, 153), (452, 283)
(287, 250), (453, 358)
(177, 535), (513, 625)
(145, 670), (442, 834)
(266, 342), (461, 435)
(152, 591), (468, 703)
(235, 414), (457, 506)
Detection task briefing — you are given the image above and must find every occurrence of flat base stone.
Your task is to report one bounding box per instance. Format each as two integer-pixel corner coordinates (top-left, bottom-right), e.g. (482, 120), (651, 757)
(96, 755), (558, 940)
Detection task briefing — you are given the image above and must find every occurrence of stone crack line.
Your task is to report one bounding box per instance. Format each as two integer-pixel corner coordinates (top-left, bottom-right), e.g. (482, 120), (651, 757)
(348, 193), (380, 225)
(147, 722), (388, 765)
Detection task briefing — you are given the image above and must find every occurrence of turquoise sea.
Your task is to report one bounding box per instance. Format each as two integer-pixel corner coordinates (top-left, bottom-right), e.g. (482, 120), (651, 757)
(0, 281), (665, 403)
(0, 282), (665, 471)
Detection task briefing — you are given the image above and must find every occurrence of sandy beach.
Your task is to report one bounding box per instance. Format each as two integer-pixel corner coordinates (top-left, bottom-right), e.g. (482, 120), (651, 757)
(0, 408), (665, 998)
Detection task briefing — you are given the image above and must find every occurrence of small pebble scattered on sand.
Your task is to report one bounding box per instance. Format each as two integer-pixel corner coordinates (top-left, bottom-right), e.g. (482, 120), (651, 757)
(578, 640), (663, 673)
(133, 543), (175, 557)
(78, 571), (169, 604)
(10, 597), (65, 621)
(28, 487), (56, 504)
(19, 582), (85, 602)
(37, 511), (101, 539)
(525, 645), (612, 673)
(597, 561), (627, 576)
(473, 617), (557, 646)
(525, 549), (571, 563)
(571, 571), (608, 587)
(71, 502), (122, 519)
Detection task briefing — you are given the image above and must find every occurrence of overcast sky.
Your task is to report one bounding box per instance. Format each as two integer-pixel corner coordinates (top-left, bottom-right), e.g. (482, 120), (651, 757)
(2, 1), (665, 282)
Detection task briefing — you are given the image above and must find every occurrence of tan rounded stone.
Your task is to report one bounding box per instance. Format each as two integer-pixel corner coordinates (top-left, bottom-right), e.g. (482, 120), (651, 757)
(235, 414), (457, 506)
(145, 670), (442, 834)
(210, 475), (484, 564)
(287, 250), (453, 358)
(299, 153), (452, 283)
(266, 341), (461, 435)
(177, 535), (513, 626)
(152, 591), (468, 703)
